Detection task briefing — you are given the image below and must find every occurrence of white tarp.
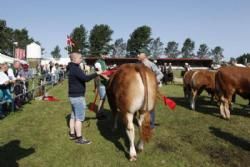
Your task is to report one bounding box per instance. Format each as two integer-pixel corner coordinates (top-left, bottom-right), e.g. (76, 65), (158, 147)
(41, 57), (70, 65)
(0, 53), (28, 64)
(0, 53), (15, 63)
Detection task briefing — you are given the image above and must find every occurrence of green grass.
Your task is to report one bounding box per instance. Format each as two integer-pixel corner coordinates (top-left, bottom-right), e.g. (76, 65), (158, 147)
(0, 81), (249, 167)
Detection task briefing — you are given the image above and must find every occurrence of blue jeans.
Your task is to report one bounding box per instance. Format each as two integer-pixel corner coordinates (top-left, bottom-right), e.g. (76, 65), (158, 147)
(0, 89), (12, 115)
(69, 97), (86, 121)
(98, 85), (106, 100)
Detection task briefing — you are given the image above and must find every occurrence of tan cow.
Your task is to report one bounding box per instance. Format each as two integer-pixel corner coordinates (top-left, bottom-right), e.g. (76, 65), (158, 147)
(189, 70), (216, 110)
(215, 66), (250, 119)
(106, 63), (157, 161)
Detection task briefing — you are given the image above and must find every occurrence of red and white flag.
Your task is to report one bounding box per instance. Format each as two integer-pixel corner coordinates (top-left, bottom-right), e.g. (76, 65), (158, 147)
(67, 35), (75, 47)
(15, 48), (26, 60)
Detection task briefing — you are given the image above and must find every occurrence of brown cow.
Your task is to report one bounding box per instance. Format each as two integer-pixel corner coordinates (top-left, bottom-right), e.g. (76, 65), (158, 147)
(215, 66), (250, 119)
(189, 70), (216, 110)
(183, 70), (196, 99)
(106, 63), (157, 161)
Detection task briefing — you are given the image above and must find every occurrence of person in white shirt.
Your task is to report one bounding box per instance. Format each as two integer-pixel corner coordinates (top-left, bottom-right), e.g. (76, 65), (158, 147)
(0, 63), (14, 118)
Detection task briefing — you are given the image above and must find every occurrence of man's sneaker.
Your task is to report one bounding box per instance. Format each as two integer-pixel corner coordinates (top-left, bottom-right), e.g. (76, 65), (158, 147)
(69, 133), (76, 140)
(75, 137), (92, 145)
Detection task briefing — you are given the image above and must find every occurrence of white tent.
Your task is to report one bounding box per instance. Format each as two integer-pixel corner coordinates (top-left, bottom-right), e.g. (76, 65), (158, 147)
(0, 53), (28, 64)
(41, 57), (70, 65)
(26, 42), (42, 59)
(0, 53), (15, 63)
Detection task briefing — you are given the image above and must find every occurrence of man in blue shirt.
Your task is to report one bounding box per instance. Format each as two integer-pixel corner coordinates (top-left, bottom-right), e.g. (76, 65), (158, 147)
(68, 52), (102, 144)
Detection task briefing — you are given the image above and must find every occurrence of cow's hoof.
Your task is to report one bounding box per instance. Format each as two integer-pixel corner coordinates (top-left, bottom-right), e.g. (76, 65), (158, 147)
(137, 148), (143, 153)
(129, 156), (137, 162)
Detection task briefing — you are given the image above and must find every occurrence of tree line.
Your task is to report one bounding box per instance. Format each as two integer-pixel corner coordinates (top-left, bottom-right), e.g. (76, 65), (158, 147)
(61, 24), (227, 63)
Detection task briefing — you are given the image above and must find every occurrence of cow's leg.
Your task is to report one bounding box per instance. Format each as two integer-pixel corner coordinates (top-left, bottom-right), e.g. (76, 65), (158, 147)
(183, 86), (188, 99)
(191, 89), (197, 110)
(219, 96), (227, 119)
(112, 112), (119, 132)
(224, 99), (231, 119)
(107, 93), (118, 131)
(126, 113), (137, 161)
(136, 113), (145, 152)
(225, 94), (233, 119)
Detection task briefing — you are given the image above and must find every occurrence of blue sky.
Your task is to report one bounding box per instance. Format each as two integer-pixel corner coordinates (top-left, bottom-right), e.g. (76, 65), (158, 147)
(1, 0), (250, 60)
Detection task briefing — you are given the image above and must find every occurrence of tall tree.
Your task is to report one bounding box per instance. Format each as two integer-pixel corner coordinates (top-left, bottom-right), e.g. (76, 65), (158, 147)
(0, 19), (38, 57)
(236, 53), (250, 65)
(13, 28), (34, 49)
(51, 45), (61, 59)
(0, 19), (6, 31)
(181, 38), (195, 58)
(111, 38), (127, 57)
(70, 24), (88, 55)
(211, 46), (224, 64)
(126, 25), (152, 57)
(197, 44), (210, 59)
(89, 24), (113, 56)
(165, 41), (180, 58)
(148, 37), (164, 58)
(0, 22), (13, 55)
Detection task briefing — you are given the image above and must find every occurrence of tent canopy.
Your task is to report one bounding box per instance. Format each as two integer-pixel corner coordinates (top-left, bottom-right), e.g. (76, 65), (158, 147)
(0, 53), (28, 64)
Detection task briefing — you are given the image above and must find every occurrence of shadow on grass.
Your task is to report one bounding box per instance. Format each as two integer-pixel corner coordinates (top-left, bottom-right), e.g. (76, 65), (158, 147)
(209, 127), (250, 151)
(65, 114), (97, 129)
(96, 109), (130, 159)
(0, 140), (35, 167)
(169, 96), (221, 117)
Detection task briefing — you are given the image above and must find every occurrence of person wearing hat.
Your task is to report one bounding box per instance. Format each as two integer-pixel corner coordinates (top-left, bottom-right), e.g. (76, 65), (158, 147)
(94, 50), (108, 120)
(137, 48), (163, 129)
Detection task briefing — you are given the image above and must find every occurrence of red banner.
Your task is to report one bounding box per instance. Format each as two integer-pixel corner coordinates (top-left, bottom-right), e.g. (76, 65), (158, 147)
(15, 48), (26, 60)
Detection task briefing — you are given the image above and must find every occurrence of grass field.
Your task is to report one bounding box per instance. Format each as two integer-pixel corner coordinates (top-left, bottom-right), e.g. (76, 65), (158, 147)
(0, 80), (249, 167)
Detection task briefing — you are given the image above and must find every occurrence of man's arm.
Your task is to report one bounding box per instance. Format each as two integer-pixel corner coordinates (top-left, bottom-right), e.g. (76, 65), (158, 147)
(75, 67), (98, 82)
(151, 63), (163, 82)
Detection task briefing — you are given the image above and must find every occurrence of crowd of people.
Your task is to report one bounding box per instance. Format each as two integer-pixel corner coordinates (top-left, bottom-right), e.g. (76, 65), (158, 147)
(158, 63), (174, 85)
(37, 62), (67, 85)
(0, 60), (68, 119)
(0, 61), (29, 118)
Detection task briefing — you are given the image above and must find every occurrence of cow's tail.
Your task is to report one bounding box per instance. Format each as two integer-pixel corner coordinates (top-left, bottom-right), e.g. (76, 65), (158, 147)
(141, 111), (152, 142)
(136, 65), (151, 142)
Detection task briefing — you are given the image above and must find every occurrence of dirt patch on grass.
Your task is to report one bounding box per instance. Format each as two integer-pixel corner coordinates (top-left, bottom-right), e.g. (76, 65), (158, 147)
(200, 145), (250, 167)
(155, 141), (176, 153)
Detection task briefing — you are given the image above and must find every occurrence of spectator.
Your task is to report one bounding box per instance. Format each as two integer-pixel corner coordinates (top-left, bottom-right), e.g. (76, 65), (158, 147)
(7, 60), (23, 81)
(0, 63), (14, 118)
(94, 51), (108, 120)
(137, 48), (163, 129)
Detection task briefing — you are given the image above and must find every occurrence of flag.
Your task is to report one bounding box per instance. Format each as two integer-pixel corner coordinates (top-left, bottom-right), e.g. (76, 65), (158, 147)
(163, 96), (176, 110)
(15, 48), (26, 60)
(67, 35), (75, 47)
